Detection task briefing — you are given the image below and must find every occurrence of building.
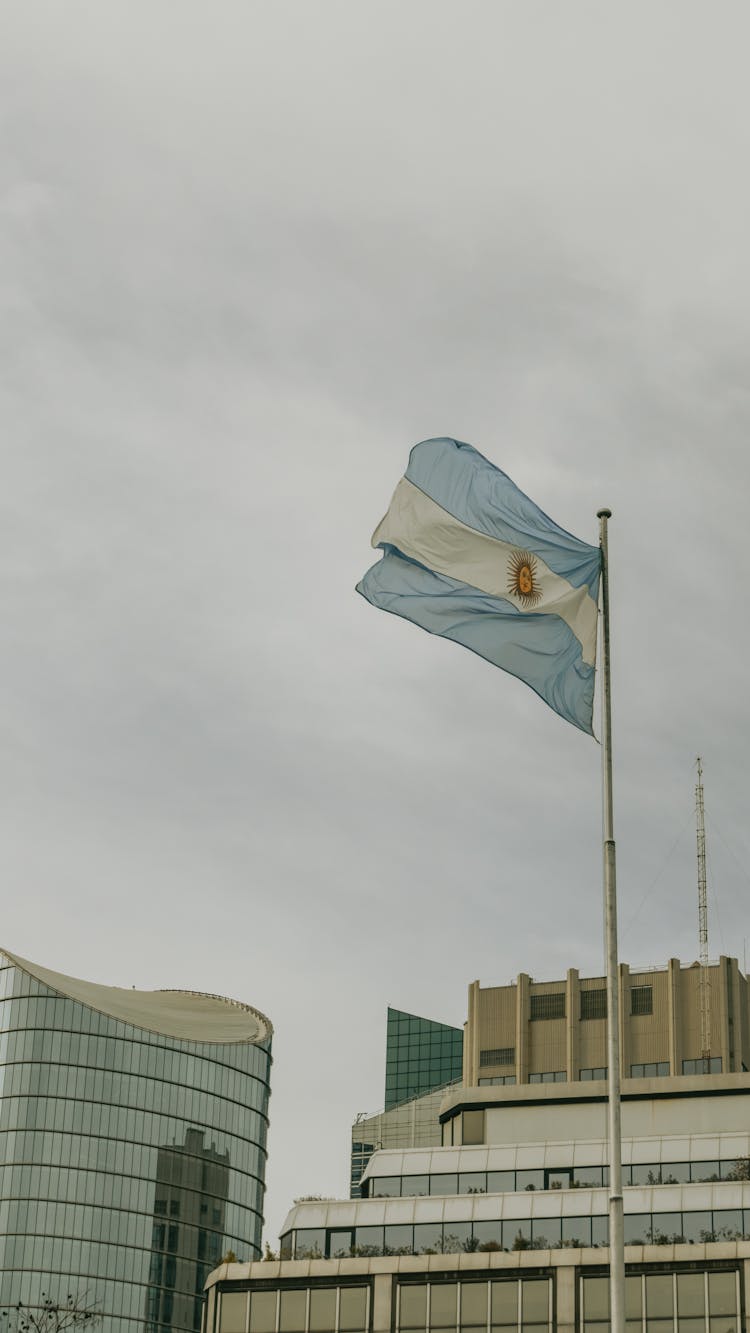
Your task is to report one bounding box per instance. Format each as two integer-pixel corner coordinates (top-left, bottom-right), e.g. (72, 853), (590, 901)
(385, 1008), (463, 1111)
(0, 948), (272, 1332)
(351, 1089), (448, 1199)
(463, 957), (748, 1087)
(351, 1008), (463, 1197)
(204, 958), (750, 1332)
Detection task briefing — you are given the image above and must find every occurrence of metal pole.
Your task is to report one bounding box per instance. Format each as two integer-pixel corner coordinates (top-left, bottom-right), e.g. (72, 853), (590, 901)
(597, 508), (625, 1333)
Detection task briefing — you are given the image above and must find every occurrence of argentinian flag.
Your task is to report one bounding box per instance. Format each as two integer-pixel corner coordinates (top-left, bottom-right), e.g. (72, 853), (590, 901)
(356, 438), (601, 734)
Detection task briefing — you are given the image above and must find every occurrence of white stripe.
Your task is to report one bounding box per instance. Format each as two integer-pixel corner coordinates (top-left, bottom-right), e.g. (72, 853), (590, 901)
(372, 477), (598, 666)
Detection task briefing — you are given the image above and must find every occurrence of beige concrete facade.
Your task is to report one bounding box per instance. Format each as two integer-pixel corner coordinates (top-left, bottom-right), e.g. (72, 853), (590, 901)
(463, 956), (749, 1085)
(204, 1246), (750, 1333)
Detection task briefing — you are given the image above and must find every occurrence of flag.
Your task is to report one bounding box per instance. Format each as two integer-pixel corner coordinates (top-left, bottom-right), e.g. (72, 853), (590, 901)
(356, 437), (601, 734)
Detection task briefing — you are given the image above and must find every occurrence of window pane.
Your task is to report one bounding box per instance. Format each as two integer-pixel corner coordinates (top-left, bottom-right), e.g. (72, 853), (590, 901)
(295, 1228), (325, 1258)
(372, 1176), (401, 1197)
(506, 1219), (531, 1250)
(714, 1209), (743, 1240)
(625, 1276), (641, 1318)
(473, 1220), (503, 1252)
(708, 1271), (736, 1316)
(462, 1111), (485, 1146)
(487, 1171), (515, 1193)
(400, 1285), (427, 1329)
(339, 1288), (367, 1332)
(459, 1172), (486, 1194)
(584, 1278), (609, 1320)
(442, 1223), (472, 1254)
(414, 1223), (443, 1255)
(403, 1175), (430, 1197)
(430, 1284), (457, 1327)
(279, 1291), (306, 1333)
(355, 1225), (383, 1256)
(329, 1230), (352, 1258)
(677, 1273), (705, 1315)
(623, 1214), (650, 1244)
(491, 1281), (518, 1325)
(682, 1211), (713, 1243)
(309, 1290), (337, 1333)
(531, 1218), (560, 1249)
(678, 1321), (706, 1333)
(221, 1293), (248, 1333)
(516, 1170), (544, 1192)
(661, 1161), (690, 1184)
(652, 1212), (683, 1243)
(562, 1216), (590, 1247)
(249, 1292), (277, 1333)
(384, 1224), (413, 1255)
(521, 1280), (548, 1322)
(460, 1283), (488, 1326)
(645, 1274), (673, 1318)
(431, 1174), (458, 1196)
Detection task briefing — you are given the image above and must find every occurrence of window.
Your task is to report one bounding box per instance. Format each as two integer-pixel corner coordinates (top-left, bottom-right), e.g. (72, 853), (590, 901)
(630, 985), (653, 1015)
(529, 993), (565, 1021)
(630, 1061), (669, 1077)
(461, 1109), (485, 1145)
(682, 1056), (722, 1074)
(479, 1047), (514, 1067)
(529, 1070), (565, 1083)
(580, 989), (607, 1021)
(579, 1066), (607, 1081)
(478, 1074), (516, 1086)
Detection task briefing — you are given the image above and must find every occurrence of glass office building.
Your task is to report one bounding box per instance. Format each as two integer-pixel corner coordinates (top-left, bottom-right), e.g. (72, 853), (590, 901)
(385, 1008), (463, 1111)
(0, 948), (272, 1333)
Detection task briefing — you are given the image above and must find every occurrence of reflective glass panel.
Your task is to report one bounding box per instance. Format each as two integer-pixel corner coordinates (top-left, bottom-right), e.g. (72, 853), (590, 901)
(249, 1292), (277, 1333)
(460, 1283), (487, 1327)
(487, 1172), (515, 1193)
(403, 1175), (430, 1197)
(221, 1293), (248, 1333)
(430, 1284), (457, 1327)
(520, 1280), (548, 1322)
(473, 1220), (503, 1252)
(279, 1290), (306, 1332)
(309, 1288), (336, 1332)
(677, 1273), (704, 1315)
(414, 1223), (443, 1255)
(491, 1280), (517, 1327)
(708, 1271), (736, 1316)
(384, 1224), (413, 1255)
(400, 1285), (427, 1330)
(646, 1275), (673, 1318)
(431, 1175), (458, 1196)
(339, 1288), (367, 1332)
(459, 1173), (486, 1194)
(584, 1278), (609, 1319)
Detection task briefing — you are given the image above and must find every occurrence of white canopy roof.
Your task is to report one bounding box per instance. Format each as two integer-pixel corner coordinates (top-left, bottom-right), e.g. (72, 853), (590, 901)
(2, 948), (272, 1046)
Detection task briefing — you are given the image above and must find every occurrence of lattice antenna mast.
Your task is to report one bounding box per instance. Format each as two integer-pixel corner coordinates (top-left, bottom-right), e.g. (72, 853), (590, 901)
(696, 756), (711, 1067)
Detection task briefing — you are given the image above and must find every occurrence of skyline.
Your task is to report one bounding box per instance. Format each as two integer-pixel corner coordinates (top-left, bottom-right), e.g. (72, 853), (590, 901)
(3, 1), (750, 1249)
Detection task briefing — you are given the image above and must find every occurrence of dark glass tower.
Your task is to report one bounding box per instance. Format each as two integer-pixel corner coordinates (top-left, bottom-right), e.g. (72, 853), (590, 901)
(384, 1007), (463, 1110)
(0, 949), (272, 1333)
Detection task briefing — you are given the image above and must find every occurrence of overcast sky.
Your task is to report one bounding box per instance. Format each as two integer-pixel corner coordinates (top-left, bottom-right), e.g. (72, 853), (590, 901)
(3, 1), (750, 1246)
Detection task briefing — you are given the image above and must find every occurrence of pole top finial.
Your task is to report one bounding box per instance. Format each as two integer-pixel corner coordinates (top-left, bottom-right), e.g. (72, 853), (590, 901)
(597, 508), (612, 519)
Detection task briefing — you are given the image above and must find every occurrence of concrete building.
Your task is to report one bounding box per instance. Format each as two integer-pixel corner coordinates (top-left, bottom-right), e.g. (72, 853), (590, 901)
(205, 958), (750, 1333)
(464, 957), (748, 1087)
(351, 1008), (463, 1197)
(0, 948), (272, 1332)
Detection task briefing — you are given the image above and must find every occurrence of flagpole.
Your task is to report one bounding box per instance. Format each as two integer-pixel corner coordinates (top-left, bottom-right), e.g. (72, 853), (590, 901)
(597, 508), (625, 1333)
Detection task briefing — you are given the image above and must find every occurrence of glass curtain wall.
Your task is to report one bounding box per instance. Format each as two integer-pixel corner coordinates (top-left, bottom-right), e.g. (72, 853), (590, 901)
(0, 953), (272, 1333)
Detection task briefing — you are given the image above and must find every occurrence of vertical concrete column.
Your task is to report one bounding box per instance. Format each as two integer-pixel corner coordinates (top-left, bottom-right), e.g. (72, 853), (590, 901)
(466, 982), (480, 1086)
(516, 974), (529, 1085)
(619, 964), (630, 1078)
(728, 957), (742, 1073)
(566, 969), (580, 1082)
(717, 956), (730, 1073)
(667, 958), (681, 1075)
(555, 1264), (577, 1333)
(372, 1274), (393, 1333)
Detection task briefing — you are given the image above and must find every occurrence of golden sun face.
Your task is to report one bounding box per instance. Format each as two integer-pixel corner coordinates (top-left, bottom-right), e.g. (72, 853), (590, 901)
(507, 549), (543, 606)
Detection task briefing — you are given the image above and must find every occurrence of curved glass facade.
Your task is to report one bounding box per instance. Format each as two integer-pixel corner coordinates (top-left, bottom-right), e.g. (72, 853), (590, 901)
(0, 951), (272, 1332)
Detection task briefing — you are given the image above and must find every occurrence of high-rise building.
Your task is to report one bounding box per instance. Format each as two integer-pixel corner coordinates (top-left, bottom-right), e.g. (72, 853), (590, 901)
(0, 948), (272, 1333)
(206, 957), (750, 1333)
(385, 1008), (463, 1111)
(350, 1008), (463, 1197)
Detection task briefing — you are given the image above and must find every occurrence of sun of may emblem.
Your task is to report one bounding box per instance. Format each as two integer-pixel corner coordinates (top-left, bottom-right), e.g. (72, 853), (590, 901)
(507, 549), (543, 606)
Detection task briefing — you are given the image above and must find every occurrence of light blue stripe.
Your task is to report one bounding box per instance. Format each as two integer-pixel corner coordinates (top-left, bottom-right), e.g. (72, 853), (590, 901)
(357, 548), (595, 734)
(404, 438), (601, 594)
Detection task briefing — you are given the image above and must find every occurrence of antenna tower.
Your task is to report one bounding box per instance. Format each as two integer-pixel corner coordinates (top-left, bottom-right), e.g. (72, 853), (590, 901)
(696, 756), (711, 1069)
